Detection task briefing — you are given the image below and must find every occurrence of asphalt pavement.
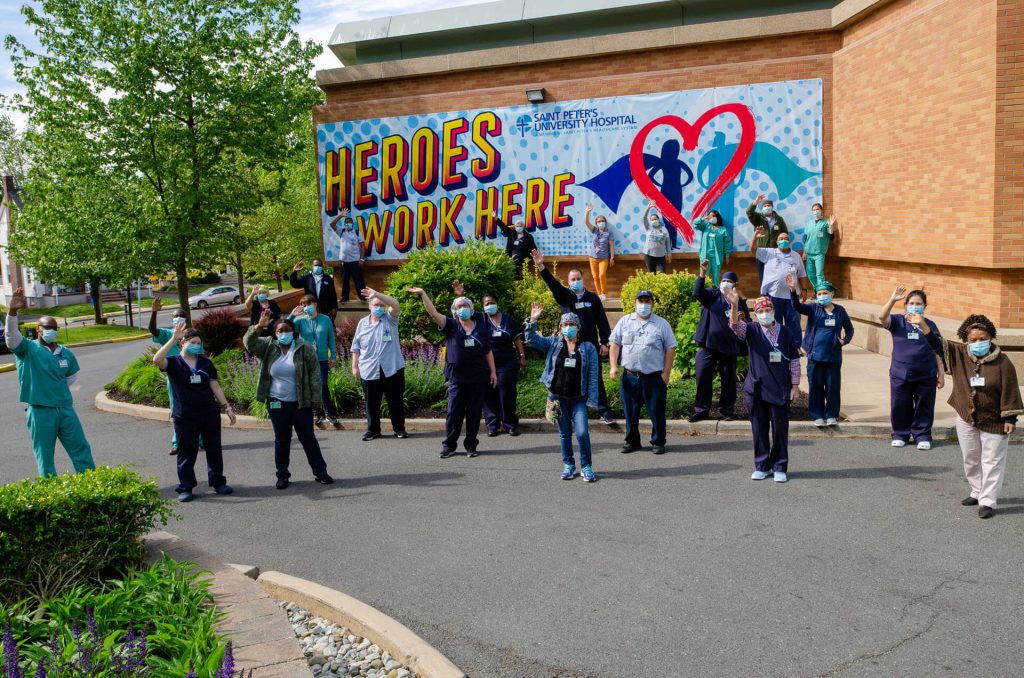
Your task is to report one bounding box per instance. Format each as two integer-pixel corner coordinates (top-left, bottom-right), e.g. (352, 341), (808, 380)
(1, 339), (1023, 677)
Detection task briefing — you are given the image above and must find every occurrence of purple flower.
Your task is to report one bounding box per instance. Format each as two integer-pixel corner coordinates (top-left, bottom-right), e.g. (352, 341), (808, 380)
(215, 641), (234, 678)
(3, 622), (24, 678)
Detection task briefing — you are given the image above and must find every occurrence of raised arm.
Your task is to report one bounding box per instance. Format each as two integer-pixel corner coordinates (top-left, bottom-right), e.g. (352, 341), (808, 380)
(244, 285), (259, 311)
(524, 301), (556, 352)
(642, 203), (653, 230)
(362, 287), (399, 315)
(407, 287), (446, 327)
(148, 297), (163, 337)
(153, 322), (186, 370)
(788, 275), (814, 315)
(878, 284), (906, 329)
(288, 262), (305, 289)
(491, 209), (512, 237)
(693, 261), (715, 305)
(584, 204), (595, 233)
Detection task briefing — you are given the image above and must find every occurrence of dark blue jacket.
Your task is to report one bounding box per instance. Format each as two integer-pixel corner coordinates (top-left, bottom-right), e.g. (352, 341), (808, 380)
(692, 275), (749, 356)
(741, 322), (800, 407)
(792, 292), (853, 363)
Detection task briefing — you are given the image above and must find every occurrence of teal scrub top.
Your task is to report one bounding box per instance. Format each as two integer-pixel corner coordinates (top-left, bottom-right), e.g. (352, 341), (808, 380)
(290, 314), (335, 362)
(153, 327), (182, 357)
(13, 338), (79, 407)
(694, 218), (732, 265)
(803, 218), (831, 256)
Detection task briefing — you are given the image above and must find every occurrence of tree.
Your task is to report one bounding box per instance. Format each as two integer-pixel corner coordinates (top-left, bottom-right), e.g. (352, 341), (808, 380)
(0, 114), (32, 184)
(5, 0), (322, 321)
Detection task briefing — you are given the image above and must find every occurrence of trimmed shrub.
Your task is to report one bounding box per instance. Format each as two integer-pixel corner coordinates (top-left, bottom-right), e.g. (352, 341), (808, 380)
(620, 269), (698, 328)
(0, 466), (174, 604)
(385, 241), (516, 343)
(507, 267), (563, 338)
(327, 359), (362, 413)
(192, 309), (247, 356)
(107, 350), (169, 407)
(673, 302), (703, 377)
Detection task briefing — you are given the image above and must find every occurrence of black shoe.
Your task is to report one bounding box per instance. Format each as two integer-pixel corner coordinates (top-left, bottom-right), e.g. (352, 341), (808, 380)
(620, 443), (640, 454)
(362, 431), (381, 441)
(979, 505), (995, 519)
(440, 450), (453, 459)
(394, 431), (408, 439)
(329, 417), (344, 430)
(315, 474), (334, 485)
(961, 496), (979, 506)
(275, 478), (289, 490)
(467, 450), (479, 458)
(315, 416), (326, 429)
(688, 411), (710, 423)
(508, 428), (520, 437)
(600, 414), (616, 426)
(652, 445), (666, 455)
(486, 430), (499, 437)
(169, 446), (178, 456)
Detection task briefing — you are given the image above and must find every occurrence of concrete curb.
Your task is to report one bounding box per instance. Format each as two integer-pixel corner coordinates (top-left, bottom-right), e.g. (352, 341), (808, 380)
(94, 389), (958, 439)
(0, 335), (150, 374)
(257, 570), (466, 678)
(0, 363), (13, 374)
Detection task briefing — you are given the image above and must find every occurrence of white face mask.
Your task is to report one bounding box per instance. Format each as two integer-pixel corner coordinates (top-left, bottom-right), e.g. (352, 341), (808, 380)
(709, 217), (718, 225)
(720, 281), (734, 291)
(756, 312), (775, 326)
(597, 221), (607, 230)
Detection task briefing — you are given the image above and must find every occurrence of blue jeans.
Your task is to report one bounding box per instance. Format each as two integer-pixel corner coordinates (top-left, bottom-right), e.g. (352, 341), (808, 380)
(770, 295), (801, 336)
(620, 371), (668, 446)
(556, 396), (592, 469)
(807, 360), (841, 420)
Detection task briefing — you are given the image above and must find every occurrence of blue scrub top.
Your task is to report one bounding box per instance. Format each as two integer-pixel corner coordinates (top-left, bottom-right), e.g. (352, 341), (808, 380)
(442, 316), (492, 384)
(810, 312), (839, 362)
(888, 314), (940, 380)
(162, 354), (220, 418)
(479, 312), (522, 372)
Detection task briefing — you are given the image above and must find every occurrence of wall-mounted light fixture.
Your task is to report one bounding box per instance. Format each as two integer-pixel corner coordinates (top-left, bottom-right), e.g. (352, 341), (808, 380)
(525, 87), (546, 103)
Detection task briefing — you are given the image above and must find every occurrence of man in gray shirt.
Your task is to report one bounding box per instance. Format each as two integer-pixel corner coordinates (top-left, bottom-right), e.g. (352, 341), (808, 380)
(609, 290), (678, 454)
(351, 287), (406, 440)
(751, 230), (808, 335)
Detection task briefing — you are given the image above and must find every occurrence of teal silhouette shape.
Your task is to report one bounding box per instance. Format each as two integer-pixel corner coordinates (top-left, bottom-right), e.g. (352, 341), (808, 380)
(697, 132), (819, 238)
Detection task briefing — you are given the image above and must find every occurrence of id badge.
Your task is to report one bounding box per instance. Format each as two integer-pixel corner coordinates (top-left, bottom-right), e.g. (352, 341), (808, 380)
(464, 338), (476, 348)
(382, 331), (392, 342)
(970, 376), (986, 388)
(769, 350), (782, 363)
(824, 318), (836, 327)
(907, 332), (919, 340)
(269, 400), (282, 410)
(492, 330), (502, 338)
(574, 302), (586, 310)
(564, 358), (577, 368)
(58, 359), (68, 368)
(190, 374), (202, 384)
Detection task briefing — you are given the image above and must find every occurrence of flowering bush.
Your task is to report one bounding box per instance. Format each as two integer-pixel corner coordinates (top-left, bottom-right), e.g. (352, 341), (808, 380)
(192, 309), (247, 357)
(219, 352), (262, 417)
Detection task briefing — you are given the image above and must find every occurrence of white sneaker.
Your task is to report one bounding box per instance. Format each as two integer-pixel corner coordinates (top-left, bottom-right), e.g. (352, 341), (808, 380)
(916, 441), (932, 450)
(599, 294), (607, 301)
(773, 471), (789, 483)
(814, 418), (826, 427)
(751, 470), (768, 480)
(826, 418), (838, 426)
(891, 440), (907, 448)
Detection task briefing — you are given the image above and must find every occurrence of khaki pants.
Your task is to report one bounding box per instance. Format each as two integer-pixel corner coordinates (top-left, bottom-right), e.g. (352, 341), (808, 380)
(589, 257), (609, 296)
(956, 415), (1009, 508)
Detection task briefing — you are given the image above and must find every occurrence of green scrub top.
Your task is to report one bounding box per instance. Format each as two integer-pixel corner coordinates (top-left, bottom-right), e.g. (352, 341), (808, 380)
(803, 218), (831, 256)
(290, 314), (335, 362)
(153, 327), (182, 357)
(694, 218), (732, 265)
(13, 338), (80, 407)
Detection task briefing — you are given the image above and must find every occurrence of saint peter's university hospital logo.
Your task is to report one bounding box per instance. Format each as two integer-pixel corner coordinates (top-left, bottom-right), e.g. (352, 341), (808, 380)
(514, 114), (533, 137)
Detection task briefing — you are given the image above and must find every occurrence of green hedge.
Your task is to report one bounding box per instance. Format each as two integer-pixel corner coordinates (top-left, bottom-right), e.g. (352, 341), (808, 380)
(0, 466), (174, 604)
(620, 269), (698, 326)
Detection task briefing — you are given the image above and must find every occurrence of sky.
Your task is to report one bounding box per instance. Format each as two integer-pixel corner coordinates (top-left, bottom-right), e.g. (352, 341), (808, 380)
(0, 0), (492, 130)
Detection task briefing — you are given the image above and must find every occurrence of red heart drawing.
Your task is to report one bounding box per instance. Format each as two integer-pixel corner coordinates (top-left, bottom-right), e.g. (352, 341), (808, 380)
(629, 104), (756, 246)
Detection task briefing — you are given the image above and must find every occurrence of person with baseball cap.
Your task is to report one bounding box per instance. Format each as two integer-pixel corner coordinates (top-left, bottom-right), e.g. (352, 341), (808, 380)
(690, 263), (750, 422)
(609, 290), (677, 454)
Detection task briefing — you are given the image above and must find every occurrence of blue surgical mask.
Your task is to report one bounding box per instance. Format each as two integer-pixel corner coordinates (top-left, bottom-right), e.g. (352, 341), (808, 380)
(762, 205), (774, 215)
(41, 328), (58, 343)
(569, 280), (584, 293)
(777, 241), (791, 250)
(756, 312), (775, 326)
(636, 303), (652, 318)
(172, 316), (186, 326)
(456, 307), (472, 320)
(184, 343), (203, 356)
(906, 305), (924, 315)
(484, 304), (498, 316)
(371, 305), (387, 318)
(561, 326), (578, 339)
(812, 210), (822, 219)
(344, 221), (354, 230)
(257, 294), (268, 302)
(277, 333), (293, 345)
(817, 295), (832, 306)
(515, 225), (524, 233)
(312, 265), (323, 275)
(720, 281), (734, 291)
(304, 305), (316, 316)
(597, 221), (607, 230)
(969, 340), (991, 357)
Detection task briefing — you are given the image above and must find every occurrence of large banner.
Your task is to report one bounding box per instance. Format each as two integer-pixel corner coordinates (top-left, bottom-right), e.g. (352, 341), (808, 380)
(317, 78), (822, 261)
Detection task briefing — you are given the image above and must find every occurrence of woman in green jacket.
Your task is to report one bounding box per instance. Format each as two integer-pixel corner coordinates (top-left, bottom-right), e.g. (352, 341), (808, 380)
(693, 210), (731, 285)
(245, 313), (334, 490)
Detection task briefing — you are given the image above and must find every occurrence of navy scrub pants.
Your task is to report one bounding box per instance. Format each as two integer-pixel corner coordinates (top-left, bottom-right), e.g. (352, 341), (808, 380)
(173, 408), (226, 493)
(890, 376), (937, 443)
(444, 381), (486, 454)
(620, 370), (668, 447)
(746, 394), (790, 473)
(484, 369), (520, 433)
(807, 359), (841, 421)
(693, 347), (738, 416)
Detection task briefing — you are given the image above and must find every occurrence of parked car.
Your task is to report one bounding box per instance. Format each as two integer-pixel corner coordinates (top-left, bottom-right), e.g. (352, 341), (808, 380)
(188, 286), (240, 309)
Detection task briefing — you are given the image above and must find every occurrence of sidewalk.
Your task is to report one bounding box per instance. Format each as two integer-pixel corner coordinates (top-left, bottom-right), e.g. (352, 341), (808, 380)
(808, 345), (956, 426)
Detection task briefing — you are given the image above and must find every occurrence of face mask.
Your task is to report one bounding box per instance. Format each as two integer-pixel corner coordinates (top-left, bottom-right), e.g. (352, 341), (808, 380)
(569, 280), (584, 293)
(172, 316), (186, 326)
(777, 241), (791, 251)
(652, 220), (662, 229)
(277, 333), (293, 345)
(906, 304), (924, 315)
(304, 305), (316, 316)
(515, 225), (524, 233)
(41, 328), (58, 343)
(636, 303), (652, 318)
(257, 294), (268, 302)
(184, 343), (203, 356)
(812, 210), (822, 219)
(756, 312), (775, 326)
(720, 281), (734, 291)
(597, 221), (607, 230)
(817, 295), (832, 306)
(312, 265), (323, 275)
(969, 340), (991, 357)
(371, 306), (387, 318)
(344, 221), (354, 230)
(455, 307), (473, 321)
(483, 304), (498, 316)
(709, 217), (718, 225)
(762, 205), (774, 215)
(561, 326), (578, 339)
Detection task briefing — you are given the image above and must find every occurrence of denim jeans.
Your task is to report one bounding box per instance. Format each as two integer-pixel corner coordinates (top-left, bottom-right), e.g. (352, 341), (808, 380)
(556, 396), (592, 469)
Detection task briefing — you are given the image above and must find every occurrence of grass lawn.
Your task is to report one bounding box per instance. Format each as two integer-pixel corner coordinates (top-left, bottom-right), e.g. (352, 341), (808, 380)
(30, 297), (178, 319)
(44, 323), (149, 345)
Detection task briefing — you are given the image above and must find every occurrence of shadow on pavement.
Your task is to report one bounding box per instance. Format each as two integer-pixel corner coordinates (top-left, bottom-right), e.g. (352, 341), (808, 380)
(793, 465), (947, 481)
(601, 462), (743, 480)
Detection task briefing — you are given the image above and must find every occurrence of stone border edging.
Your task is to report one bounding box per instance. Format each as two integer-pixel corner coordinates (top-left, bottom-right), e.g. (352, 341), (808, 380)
(143, 531), (313, 677)
(257, 571), (466, 678)
(95, 389), (957, 439)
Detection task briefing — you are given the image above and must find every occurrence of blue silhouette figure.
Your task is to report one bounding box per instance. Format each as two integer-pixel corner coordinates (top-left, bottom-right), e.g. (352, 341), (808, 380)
(698, 132), (819, 241)
(581, 139), (694, 250)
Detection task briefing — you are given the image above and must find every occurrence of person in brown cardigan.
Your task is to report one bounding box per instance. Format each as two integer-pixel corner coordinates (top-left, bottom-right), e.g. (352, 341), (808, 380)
(927, 314), (1022, 519)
